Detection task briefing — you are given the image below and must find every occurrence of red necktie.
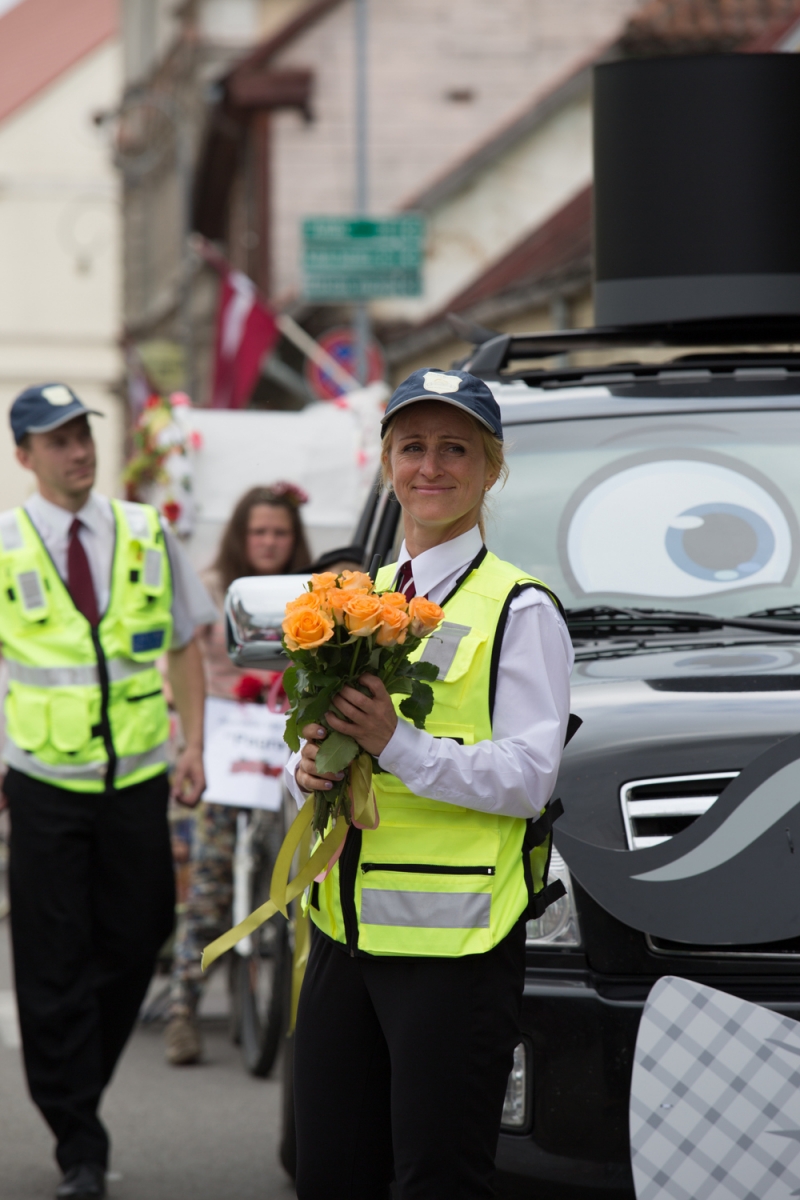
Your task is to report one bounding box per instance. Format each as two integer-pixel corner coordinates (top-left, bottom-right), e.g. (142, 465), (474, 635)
(395, 560), (416, 600)
(68, 518), (99, 625)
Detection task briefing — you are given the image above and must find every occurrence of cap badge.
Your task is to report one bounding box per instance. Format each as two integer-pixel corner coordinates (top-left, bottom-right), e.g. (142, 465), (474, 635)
(423, 371), (461, 395)
(41, 385), (74, 407)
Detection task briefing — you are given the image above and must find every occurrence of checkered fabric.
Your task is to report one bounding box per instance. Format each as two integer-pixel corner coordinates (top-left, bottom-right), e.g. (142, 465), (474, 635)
(631, 976), (800, 1200)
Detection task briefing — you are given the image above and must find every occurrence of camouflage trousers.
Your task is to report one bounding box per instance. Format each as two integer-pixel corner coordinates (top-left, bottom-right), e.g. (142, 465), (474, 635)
(169, 801), (237, 1018)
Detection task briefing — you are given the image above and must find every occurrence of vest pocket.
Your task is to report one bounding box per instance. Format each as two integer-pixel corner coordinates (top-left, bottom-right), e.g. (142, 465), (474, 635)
(50, 692), (91, 752)
(119, 680), (169, 746)
(119, 614), (174, 662)
(7, 687), (48, 750)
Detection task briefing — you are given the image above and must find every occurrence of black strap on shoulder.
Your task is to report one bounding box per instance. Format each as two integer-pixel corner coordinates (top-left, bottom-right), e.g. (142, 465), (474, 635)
(488, 578), (570, 724)
(438, 545), (488, 608)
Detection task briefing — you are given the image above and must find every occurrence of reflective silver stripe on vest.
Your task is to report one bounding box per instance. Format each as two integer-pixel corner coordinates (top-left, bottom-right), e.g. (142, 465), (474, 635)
(360, 889), (491, 929)
(116, 743), (171, 780)
(3, 740), (106, 782)
(3, 739), (170, 784)
(5, 658), (151, 688)
(419, 622), (471, 678)
(0, 510), (23, 552)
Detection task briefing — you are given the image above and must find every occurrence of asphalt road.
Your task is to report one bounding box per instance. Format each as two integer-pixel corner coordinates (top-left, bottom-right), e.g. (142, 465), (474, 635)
(0, 898), (297, 1200)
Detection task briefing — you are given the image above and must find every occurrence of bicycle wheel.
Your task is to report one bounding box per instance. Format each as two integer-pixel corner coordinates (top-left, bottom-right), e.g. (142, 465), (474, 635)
(238, 813), (290, 1077)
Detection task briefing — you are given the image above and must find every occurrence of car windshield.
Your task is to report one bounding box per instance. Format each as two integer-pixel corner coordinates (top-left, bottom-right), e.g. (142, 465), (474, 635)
(487, 407), (800, 619)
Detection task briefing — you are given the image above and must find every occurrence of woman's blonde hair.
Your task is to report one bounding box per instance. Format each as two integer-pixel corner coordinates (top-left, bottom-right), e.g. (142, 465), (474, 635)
(380, 410), (508, 539)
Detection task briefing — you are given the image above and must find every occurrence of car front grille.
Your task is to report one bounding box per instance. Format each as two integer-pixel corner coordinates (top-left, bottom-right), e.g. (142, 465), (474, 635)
(619, 772), (739, 851)
(620, 770), (800, 958)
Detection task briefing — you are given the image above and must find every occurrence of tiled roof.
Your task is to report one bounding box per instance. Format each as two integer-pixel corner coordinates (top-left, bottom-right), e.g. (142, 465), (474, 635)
(0, 0), (116, 126)
(620, 0), (800, 55)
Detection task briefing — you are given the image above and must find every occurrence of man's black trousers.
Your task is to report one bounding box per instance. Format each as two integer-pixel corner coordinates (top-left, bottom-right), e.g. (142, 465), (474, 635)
(5, 768), (175, 1171)
(293, 919), (526, 1200)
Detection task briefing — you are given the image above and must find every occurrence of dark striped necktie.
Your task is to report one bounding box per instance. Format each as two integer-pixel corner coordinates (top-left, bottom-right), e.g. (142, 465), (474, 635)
(395, 560), (416, 600)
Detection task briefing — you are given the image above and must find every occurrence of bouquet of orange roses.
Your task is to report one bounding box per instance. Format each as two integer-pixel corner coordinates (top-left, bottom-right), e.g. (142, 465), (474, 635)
(282, 570), (444, 833)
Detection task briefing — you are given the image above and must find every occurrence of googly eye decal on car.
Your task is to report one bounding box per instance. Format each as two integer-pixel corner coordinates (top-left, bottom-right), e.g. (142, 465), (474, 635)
(664, 502), (775, 583)
(560, 451), (798, 599)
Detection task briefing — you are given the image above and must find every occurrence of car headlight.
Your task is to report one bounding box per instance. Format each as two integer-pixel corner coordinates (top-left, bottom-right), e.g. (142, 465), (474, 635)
(526, 847), (582, 947)
(500, 1042), (528, 1130)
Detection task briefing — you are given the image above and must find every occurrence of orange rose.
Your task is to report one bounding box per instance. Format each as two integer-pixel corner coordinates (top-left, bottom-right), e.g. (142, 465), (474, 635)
(285, 591), (321, 615)
(408, 596), (444, 637)
(339, 570), (374, 593)
(311, 572), (338, 591)
(343, 592), (383, 637)
(376, 603), (410, 646)
(282, 608), (335, 651)
(324, 588), (348, 625)
(380, 591), (408, 609)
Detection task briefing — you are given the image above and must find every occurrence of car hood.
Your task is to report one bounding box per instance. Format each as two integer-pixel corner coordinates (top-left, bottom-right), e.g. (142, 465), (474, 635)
(557, 638), (800, 849)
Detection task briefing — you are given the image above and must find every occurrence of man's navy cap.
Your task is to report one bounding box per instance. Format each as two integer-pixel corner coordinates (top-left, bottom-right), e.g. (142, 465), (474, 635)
(381, 368), (503, 441)
(10, 384), (103, 445)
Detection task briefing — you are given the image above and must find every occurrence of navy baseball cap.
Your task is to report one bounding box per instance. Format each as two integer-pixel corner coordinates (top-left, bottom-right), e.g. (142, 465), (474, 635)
(381, 367), (503, 441)
(10, 383), (103, 445)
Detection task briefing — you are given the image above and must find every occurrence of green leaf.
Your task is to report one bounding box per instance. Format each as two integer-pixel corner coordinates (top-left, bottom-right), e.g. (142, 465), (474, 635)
(309, 671), (331, 687)
(283, 708), (300, 752)
(384, 678), (413, 696)
(408, 660), (439, 682)
(295, 667), (310, 693)
(315, 729), (359, 775)
(300, 686), (337, 726)
(282, 665), (299, 702)
(399, 680), (435, 729)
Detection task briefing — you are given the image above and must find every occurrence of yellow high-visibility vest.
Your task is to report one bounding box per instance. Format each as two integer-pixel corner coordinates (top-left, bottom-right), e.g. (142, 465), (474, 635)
(0, 500), (173, 792)
(310, 548), (564, 957)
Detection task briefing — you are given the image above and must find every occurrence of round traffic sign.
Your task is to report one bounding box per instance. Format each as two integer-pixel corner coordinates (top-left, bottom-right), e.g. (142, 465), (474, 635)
(304, 326), (385, 400)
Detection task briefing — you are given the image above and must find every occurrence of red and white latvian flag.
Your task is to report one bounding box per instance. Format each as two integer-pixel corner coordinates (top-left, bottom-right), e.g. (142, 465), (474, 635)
(211, 269), (278, 409)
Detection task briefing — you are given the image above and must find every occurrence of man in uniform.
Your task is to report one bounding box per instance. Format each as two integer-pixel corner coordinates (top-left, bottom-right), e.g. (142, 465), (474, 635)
(0, 384), (212, 1200)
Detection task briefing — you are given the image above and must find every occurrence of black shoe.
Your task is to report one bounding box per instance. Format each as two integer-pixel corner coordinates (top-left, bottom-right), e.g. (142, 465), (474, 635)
(56, 1164), (106, 1199)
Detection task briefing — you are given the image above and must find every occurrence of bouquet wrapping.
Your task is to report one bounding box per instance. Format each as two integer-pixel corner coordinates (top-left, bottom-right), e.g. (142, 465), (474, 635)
(282, 570), (445, 833)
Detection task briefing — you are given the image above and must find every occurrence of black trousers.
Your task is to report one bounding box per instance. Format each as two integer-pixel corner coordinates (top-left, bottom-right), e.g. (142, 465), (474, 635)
(5, 768), (175, 1171)
(294, 919), (526, 1200)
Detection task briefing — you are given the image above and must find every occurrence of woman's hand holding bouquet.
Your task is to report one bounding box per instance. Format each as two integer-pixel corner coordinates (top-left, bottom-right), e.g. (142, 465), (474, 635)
(282, 570), (444, 833)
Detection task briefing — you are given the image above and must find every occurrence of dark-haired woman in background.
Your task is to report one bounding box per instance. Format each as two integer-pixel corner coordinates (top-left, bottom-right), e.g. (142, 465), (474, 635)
(165, 484), (311, 1065)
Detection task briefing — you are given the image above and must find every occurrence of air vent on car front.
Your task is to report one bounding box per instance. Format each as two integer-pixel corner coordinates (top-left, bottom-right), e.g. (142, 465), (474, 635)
(620, 772), (739, 851)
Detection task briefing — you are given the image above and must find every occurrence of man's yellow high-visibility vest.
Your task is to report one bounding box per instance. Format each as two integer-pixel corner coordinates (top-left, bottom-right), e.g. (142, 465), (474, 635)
(310, 548), (566, 957)
(0, 500), (174, 792)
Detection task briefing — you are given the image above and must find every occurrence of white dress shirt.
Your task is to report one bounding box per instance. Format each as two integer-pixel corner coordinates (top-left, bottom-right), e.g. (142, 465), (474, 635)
(285, 525), (574, 820)
(21, 491), (216, 648)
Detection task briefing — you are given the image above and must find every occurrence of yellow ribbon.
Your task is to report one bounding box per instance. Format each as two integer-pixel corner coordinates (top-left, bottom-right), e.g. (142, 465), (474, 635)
(200, 795), (347, 971)
(289, 821), (312, 1034)
(200, 752), (379, 973)
(350, 752), (379, 829)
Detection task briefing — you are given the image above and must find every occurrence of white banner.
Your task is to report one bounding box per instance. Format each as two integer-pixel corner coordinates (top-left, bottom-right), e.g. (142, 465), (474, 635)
(202, 696), (289, 811)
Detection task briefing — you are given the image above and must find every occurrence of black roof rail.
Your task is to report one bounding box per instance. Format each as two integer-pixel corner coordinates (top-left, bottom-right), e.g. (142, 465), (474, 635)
(463, 316), (800, 379)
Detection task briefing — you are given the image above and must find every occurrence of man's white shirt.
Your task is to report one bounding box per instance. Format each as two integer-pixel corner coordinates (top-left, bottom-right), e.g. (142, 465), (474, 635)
(285, 525), (574, 820)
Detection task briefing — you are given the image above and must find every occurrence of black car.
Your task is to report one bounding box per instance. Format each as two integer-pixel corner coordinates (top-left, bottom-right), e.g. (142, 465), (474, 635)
(350, 324), (800, 1198)
(227, 322), (800, 1196)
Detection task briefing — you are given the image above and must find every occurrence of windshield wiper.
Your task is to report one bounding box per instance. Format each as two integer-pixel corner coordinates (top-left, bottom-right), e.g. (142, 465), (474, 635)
(747, 605), (800, 620)
(566, 605), (800, 638)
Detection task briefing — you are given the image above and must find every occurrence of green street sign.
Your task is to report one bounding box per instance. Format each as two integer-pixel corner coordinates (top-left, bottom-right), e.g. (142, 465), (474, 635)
(302, 215), (425, 300)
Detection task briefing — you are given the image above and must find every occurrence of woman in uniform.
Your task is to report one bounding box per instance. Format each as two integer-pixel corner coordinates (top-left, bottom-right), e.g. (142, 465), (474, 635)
(287, 368), (574, 1200)
(165, 483), (311, 1065)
